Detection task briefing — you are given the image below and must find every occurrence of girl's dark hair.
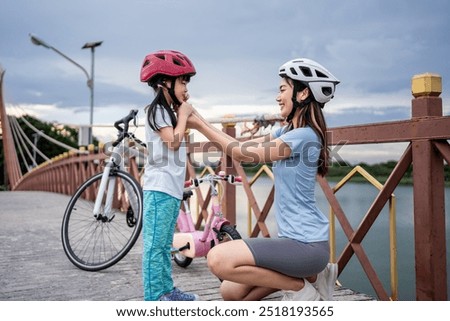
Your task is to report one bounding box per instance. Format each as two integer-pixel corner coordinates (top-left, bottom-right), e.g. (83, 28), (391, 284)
(284, 77), (330, 176)
(145, 76), (177, 131)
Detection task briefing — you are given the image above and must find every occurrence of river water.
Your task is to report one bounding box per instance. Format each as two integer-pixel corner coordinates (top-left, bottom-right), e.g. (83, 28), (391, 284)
(228, 176), (450, 301)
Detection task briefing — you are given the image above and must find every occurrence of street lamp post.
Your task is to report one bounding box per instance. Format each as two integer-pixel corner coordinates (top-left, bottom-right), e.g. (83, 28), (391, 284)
(29, 33), (102, 145)
(82, 41), (102, 145)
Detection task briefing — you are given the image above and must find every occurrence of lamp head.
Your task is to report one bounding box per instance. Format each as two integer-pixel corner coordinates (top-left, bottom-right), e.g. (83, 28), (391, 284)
(82, 41), (103, 49)
(29, 33), (51, 49)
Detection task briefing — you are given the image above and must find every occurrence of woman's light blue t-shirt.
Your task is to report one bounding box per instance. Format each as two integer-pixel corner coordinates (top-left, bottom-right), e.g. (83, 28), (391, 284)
(272, 126), (329, 243)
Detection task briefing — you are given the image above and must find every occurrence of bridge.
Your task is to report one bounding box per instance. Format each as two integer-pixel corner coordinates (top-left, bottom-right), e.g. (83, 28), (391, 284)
(1, 66), (449, 300)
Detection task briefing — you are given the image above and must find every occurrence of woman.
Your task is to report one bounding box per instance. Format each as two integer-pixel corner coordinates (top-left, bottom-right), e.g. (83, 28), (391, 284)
(188, 58), (339, 301)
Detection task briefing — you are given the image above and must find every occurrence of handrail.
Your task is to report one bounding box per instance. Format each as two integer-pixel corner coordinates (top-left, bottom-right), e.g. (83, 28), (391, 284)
(1, 72), (449, 300)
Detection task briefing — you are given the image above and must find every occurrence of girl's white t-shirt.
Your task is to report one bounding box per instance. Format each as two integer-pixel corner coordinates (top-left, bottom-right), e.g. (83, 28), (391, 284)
(142, 106), (186, 200)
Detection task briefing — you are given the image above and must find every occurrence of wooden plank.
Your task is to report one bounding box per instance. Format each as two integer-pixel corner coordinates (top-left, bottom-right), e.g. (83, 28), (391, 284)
(0, 191), (376, 301)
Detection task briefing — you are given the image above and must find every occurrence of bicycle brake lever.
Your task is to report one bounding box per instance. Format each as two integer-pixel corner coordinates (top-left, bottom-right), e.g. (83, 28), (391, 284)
(133, 110), (138, 127)
(193, 178), (200, 187)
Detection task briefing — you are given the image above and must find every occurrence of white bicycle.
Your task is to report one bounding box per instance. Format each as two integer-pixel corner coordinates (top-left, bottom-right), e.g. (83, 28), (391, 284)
(61, 110), (145, 271)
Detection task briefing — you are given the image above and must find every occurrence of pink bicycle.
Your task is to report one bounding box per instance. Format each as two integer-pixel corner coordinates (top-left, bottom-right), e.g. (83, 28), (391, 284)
(172, 171), (243, 268)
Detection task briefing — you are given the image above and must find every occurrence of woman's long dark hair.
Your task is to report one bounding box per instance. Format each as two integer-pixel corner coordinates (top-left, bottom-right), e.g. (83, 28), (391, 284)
(284, 77), (330, 176)
(145, 76), (177, 131)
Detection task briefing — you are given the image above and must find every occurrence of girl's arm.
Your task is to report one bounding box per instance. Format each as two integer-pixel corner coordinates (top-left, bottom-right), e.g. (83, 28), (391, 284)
(188, 112), (291, 163)
(159, 102), (192, 150)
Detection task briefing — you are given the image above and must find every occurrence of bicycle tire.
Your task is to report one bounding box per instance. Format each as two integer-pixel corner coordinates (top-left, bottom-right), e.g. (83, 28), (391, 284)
(61, 170), (143, 271)
(172, 222), (194, 268)
(173, 252), (193, 268)
(218, 224), (241, 243)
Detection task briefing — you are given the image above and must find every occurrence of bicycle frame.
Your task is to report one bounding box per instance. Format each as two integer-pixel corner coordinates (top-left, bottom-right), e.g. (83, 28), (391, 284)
(62, 109), (147, 271)
(92, 110), (144, 221)
(173, 173), (240, 258)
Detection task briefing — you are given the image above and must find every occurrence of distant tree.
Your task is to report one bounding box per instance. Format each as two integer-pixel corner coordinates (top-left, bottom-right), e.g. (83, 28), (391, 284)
(0, 115), (87, 188)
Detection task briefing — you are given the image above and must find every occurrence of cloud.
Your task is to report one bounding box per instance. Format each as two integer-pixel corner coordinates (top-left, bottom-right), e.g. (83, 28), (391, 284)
(327, 88), (412, 114)
(2, 0), (450, 164)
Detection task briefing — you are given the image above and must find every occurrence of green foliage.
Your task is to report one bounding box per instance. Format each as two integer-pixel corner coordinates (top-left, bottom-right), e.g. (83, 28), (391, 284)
(0, 115), (83, 188)
(327, 160), (450, 185)
(15, 115), (79, 171)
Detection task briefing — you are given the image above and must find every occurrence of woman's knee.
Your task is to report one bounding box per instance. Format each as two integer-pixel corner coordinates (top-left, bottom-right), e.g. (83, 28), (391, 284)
(207, 245), (225, 276)
(207, 239), (254, 277)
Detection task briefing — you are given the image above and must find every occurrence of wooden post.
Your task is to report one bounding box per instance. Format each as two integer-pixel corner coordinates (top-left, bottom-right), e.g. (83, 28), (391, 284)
(411, 73), (447, 300)
(221, 116), (237, 225)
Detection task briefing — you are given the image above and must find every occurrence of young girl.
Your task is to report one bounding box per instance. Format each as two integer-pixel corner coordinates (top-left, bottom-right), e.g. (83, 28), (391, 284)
(188, 58), (339, 301)
(140, 50), (198, 301)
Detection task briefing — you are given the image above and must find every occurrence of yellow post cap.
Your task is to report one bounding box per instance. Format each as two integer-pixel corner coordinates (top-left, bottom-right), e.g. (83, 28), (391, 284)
(411, 73), (442, 98)
(222, 114), (237, 128)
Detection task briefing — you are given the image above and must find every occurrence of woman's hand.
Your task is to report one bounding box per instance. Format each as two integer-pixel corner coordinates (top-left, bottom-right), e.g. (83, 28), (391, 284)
(187, 113), (203, 130)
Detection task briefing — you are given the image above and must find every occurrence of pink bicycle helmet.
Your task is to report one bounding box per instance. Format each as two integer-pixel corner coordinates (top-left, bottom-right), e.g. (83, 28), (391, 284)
(140, 50), (196, 83)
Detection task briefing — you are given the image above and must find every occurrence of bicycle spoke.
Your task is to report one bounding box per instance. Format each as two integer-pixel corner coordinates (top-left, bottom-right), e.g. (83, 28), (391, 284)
(62, 171), (142, 271)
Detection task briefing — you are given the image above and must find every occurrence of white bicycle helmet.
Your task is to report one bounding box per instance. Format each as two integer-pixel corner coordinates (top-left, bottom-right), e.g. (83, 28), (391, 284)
(279, 58), (339, 104)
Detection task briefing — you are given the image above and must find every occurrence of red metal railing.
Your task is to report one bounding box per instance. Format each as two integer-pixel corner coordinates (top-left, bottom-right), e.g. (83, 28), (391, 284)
(2, 71), (449, 300)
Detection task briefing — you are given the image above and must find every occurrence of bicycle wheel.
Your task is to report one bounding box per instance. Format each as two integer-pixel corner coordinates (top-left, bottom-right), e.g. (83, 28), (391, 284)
(173, 250), (193, 268)
(61, 170), (143, 271)
(172, 222), (194, 268)
(218, 224), (241, 243)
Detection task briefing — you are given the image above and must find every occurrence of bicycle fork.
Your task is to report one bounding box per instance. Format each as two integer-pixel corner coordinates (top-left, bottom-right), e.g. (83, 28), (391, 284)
(92, 146), (125, 222)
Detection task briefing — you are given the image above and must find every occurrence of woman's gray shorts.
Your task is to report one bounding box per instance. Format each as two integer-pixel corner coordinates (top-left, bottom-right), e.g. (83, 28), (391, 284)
(244, 237), (329, 278)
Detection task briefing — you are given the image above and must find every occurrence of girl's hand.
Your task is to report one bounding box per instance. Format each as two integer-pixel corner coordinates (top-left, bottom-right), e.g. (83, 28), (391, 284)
(187, 113), (202, 130)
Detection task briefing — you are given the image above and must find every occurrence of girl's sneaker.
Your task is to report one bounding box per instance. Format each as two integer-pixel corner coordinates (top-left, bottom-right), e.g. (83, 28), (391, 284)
(312, 263), (338, 301)
(158, 287), (199, 301)
(281, 280), (321, 301)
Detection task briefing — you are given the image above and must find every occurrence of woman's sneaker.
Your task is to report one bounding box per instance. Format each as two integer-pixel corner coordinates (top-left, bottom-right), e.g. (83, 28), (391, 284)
(312, 263), (338, 301)
(159, 287), (199, 301)
(281, 280), (321, 301)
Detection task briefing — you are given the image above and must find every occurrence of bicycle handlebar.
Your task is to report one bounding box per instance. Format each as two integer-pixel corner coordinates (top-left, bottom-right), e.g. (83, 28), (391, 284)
(112, 109), (139, 147)
(184, 171), (242, 190)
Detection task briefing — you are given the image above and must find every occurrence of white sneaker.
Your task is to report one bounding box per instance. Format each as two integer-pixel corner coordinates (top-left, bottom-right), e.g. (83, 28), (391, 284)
(312, 263), (338, 301)
(281, 280), (321, 301)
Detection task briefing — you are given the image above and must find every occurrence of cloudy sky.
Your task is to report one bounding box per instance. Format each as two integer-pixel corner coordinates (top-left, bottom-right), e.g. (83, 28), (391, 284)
(1, 0), (449, 163)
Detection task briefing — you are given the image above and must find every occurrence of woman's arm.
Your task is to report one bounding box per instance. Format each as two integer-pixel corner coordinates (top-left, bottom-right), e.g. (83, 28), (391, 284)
(188, 112), (291, 163)
(159, 102), (192, 150)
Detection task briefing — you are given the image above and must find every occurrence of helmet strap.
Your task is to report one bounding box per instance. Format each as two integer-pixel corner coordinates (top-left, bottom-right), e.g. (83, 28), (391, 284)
(167, 78), (182, 107)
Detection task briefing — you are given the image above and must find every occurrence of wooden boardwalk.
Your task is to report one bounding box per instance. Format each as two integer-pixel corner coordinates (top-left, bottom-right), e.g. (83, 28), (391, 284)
(0, 191), (375, 301)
